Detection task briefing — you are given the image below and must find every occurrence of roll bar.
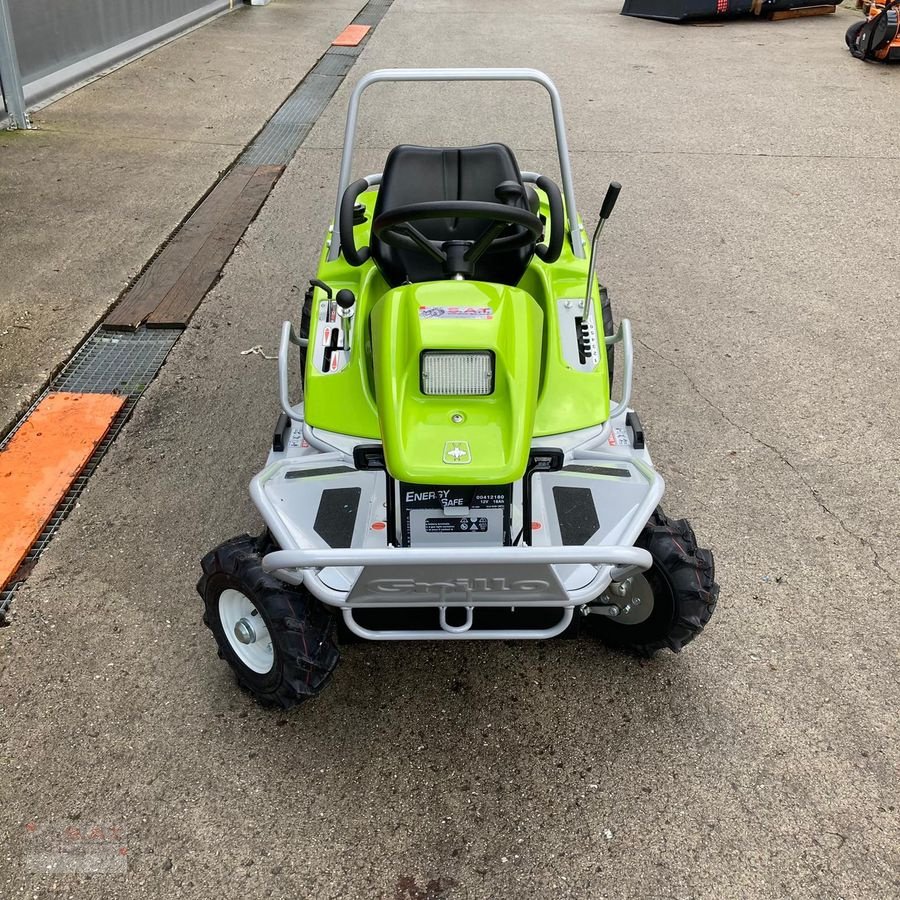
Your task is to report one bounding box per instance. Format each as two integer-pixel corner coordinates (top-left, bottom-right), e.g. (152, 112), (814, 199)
(328, 68), (585, 261)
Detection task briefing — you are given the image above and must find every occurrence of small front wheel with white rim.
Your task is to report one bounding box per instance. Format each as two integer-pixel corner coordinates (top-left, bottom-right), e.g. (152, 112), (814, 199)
(198, 534), (340, 708)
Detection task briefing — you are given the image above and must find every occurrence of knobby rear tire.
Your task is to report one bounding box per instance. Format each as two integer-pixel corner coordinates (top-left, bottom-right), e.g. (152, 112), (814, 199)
(584, 509), (719, 655)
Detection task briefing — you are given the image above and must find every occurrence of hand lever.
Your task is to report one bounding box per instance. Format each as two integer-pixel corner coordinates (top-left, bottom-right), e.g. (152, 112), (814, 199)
(582, 181), (621, 326)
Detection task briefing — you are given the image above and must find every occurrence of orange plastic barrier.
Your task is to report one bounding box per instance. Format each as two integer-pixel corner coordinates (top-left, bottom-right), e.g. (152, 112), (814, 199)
(332, 24), (370, 46)
(0, 392), (125, 587)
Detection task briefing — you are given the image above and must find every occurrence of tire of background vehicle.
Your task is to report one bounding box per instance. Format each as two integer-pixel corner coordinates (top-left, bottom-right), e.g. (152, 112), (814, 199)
(600, 285), (615, 383)
(198, 534), (340, 708)
(845, 18), (865, 49)
(583, 509), (719, 655)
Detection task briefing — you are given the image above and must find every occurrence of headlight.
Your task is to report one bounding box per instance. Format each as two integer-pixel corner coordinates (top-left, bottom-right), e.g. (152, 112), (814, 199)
(420, 351), (494, 396)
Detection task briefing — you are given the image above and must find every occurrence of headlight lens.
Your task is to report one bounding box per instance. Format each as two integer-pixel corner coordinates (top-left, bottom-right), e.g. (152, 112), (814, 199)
(420, 351), (494, 396)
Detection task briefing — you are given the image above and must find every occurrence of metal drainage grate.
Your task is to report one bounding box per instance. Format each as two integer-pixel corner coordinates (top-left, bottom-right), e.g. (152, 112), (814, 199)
(54, 329), (179, 395)
(0, 327), (179, 623)
(240, 73), (342, 166)
(353, 0), (393, 26)
(270, 74), (342, 126)
(325, 43), (364, 58)
(312, 51), (358, 79)
(239, 0), (395, 167)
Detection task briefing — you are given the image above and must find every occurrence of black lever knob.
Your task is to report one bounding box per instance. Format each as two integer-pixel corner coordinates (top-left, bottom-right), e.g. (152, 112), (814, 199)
(599, 181), (621, 221)
(335, 289), (355, 311)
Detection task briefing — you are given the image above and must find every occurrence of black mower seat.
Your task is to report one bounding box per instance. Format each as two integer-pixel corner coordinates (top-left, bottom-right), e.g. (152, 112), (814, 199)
(370, 143), (536, 287)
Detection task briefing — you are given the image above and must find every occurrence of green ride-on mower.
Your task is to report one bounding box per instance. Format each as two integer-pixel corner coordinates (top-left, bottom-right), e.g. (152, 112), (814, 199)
(198, 68), (719, 709)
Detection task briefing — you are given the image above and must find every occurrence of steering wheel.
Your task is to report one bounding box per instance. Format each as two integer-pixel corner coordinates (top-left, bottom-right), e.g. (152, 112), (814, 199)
(372, 201), (543, 278)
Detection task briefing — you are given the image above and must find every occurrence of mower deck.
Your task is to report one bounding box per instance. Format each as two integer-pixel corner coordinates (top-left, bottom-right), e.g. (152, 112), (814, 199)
(252, 402), (661, 639)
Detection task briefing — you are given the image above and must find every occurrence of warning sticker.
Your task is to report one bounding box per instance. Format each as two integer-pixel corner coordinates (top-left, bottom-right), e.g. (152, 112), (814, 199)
(419, 306), (493, 320)
(425, 516), (489, 534)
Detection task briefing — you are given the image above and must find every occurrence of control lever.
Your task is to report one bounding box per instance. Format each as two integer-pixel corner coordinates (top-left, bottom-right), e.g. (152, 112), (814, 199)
(335, 289), (355, 352)
(582, 181), (621, 327)
(335, 289), (355, 314)
(309, 278), (332, 299)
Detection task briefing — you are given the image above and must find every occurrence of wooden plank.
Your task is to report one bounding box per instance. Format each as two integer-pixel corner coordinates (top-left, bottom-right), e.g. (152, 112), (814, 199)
(765, 4), (835, 17)
(145, 165), (283, 327)
(103, 167), (257, 330)
(332, 24), (370, 46)
(0, 392), (125, 589)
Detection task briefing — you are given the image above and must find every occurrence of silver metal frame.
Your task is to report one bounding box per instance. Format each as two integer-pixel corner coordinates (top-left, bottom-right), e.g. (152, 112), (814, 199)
(341, 608), (575, 642)
(328, 68), (584, 261)
(0, 0), (29, 129)
(250, 418), (664, 640)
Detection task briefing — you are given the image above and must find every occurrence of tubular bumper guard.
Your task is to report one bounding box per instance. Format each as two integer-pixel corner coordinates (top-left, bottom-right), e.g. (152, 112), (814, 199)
(261, 544), (652, 642)
(262, 546), (653, 607)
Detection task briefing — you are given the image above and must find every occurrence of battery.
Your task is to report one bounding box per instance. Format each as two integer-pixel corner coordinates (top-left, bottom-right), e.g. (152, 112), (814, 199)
(399, 484), (512, 547)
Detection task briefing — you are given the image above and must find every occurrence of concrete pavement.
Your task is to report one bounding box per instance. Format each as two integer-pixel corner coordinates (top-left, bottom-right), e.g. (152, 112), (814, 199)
(2, 1), (898, 898)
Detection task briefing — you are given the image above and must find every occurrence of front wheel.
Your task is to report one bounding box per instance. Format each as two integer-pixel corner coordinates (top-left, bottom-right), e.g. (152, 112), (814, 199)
(583, 510), (719, 654)
(845, 18), (865, 50)
(198, 534), (340, 708)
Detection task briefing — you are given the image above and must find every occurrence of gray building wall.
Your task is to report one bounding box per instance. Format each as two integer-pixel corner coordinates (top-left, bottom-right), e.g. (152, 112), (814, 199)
(5, 0), (231, 107)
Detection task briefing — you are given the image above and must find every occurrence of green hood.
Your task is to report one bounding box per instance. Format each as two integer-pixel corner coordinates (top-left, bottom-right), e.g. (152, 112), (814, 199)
(369, 281), (543, 485)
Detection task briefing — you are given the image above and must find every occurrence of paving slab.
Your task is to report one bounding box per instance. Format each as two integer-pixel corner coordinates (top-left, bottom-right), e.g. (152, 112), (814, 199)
(0, 0), (364, 433)
(2, 1), (899, 899)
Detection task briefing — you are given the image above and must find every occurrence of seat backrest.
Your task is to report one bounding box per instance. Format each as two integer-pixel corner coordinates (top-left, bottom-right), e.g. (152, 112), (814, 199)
(371, 143), (535, 287)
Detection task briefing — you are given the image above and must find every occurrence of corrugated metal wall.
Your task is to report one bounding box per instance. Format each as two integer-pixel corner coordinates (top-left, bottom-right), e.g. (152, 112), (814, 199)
(7, 0), (231, 106)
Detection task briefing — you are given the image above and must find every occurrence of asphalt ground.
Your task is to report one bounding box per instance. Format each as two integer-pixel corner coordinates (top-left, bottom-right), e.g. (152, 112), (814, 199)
(2, 1), (899, 898)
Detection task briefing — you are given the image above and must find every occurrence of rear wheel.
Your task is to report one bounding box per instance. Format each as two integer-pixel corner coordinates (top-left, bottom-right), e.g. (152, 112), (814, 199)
(298, 283), (314, 385)
(198, 534), (339, 708)
(583, 509), (719, 654)
(600, 285), (615, 383)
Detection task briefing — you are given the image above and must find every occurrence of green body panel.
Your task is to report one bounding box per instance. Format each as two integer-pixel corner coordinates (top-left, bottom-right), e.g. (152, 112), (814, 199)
(370, 281), (542, 485)
(302, 186), (612, 475)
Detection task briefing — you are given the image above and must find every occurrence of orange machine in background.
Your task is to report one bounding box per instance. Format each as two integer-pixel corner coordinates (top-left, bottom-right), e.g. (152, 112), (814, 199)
(846, 0), (900, 60)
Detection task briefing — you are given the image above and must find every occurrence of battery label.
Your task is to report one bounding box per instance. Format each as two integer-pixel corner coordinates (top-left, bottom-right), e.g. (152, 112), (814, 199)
(401, 483), (511, 546)
(424, 516), (489, 534)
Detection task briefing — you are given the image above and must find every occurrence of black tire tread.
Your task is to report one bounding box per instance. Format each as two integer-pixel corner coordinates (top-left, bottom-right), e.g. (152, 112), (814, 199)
(198, 534), (339, 709)
(846, 18), (865, 49)
(298, 284), (313, 384)
(600, 285), (615, 383)
(587, 509), (719, 656)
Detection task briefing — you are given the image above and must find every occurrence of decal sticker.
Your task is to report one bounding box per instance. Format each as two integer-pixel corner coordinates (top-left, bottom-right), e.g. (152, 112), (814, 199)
(443, 441), (472, 464)
(400, 483), (512, 546)
(419, 306), (493, 320)
(425, 516), (489, 534)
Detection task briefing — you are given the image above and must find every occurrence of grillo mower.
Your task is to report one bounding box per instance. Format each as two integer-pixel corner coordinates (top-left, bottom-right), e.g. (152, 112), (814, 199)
(198, 69), (719, 709)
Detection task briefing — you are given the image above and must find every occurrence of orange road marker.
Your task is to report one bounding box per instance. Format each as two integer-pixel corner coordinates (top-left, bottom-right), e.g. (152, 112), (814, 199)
(332, 24), (370, 46)
(0, 391), (125, 588)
